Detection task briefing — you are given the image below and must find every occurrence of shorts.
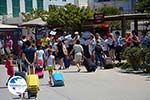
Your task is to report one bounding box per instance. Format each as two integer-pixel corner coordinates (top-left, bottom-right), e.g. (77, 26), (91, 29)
(74, 53), (82, 63)
(46, 65), (54, 71)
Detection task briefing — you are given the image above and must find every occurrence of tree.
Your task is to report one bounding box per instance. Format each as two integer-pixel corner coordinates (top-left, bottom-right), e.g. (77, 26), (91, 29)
(98, 6), (121, 16)
(21, 9), (47, 22)
(45, 3), (93, 32)
(21, 4), (93, 32)
(135, 0), (150, 13)
(97, 6), (123, 30)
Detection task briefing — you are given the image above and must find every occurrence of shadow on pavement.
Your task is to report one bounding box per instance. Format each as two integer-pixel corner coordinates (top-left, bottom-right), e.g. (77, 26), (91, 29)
(118, 69), (150, 76)
(0, 86), (7, 89)
(62, 70), (97, 73)
(62, 70), (79, 73)
(12, 97), (29, 100)
(40, 83), (50, 87)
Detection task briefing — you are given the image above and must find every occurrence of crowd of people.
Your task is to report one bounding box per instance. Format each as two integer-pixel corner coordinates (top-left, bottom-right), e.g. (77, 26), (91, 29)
(3, 30), (150, 85)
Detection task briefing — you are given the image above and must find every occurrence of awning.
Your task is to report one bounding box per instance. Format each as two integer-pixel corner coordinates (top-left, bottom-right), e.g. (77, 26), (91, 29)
(20, 18), (47, 27)
(0, 23), (18, 28)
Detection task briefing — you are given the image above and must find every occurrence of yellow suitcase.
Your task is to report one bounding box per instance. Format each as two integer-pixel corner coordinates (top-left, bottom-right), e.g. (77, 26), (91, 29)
(27, 74), (39, 92)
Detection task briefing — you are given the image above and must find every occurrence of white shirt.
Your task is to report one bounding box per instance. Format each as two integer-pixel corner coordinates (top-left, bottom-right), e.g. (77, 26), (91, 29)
(36, 49), (45, 60)
(47, 55), (55, 66)
(102, 39), (109, 51)
(73, 44), (83, 54)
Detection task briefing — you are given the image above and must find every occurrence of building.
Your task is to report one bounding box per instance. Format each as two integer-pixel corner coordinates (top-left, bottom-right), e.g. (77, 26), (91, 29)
(0, 0), (76, 18)
(88, 0), (138, 13)
(75, 0), (88, 7)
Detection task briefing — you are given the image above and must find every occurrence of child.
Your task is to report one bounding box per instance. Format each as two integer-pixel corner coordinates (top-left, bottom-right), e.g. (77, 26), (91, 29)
(46, 49), (56, 85)
(36, 45), (45, 68)
(5, 54), (14, 86)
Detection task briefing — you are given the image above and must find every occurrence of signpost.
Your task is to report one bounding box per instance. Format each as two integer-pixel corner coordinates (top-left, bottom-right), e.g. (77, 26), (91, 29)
(94, 13), (104, 24)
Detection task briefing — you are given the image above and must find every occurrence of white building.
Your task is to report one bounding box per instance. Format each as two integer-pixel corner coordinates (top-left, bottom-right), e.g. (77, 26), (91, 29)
(0, 0), (76, 17)
(88, 0), (138, 13)
(75, 0), (88, 7)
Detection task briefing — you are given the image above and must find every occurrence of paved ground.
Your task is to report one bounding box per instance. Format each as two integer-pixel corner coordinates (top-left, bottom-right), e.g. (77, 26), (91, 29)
(0, 65), (150, 100)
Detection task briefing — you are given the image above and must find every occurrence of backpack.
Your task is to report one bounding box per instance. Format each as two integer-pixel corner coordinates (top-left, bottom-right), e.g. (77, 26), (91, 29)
(62, 43), (68, 55)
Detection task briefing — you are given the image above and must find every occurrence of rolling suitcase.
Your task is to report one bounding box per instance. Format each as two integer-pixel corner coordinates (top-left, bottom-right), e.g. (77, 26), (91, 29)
(52, 71), (64, 86)
(35, 65), (44, 79)
(27, 66), (39, 99)
(83, 58), (97, 72)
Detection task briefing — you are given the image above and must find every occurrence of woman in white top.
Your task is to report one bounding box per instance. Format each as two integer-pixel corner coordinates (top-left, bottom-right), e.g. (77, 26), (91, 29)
(70, 40), (83, 72)
(46, 49), (56, 85)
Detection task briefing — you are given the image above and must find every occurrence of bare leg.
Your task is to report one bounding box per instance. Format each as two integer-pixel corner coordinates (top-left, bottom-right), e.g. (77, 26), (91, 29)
(76, 63), (81, 72)
(58, 58), (63, 70)
(48, 70), (53, 85)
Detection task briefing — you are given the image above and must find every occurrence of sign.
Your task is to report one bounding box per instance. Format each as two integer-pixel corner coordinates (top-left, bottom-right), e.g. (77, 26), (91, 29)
(50, 31), (56, 35)
(94, 13), (104, 24)
(8, 76), (27, 96)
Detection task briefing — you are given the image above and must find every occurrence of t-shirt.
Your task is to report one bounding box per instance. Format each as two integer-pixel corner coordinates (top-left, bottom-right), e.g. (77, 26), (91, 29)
(23, 47), (36, 63)
(73, 44), (83, 54)
(47, 55), (55, 66)
(36, 49), (45, 60)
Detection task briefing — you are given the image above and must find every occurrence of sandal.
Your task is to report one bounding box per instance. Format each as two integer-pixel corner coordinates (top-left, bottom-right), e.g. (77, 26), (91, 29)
(48, 81), (52, 86)
(77, 69), (81, 72)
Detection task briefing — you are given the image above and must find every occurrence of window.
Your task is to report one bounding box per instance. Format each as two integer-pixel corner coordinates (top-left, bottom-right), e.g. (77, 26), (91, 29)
(0, 0), (7, 15)
(62, 0), (66, 2)
(25, 0), (33, 12)
(37, 0), (43, 10)
(12, 0), (20, 17)
(97, 0), (110, 2)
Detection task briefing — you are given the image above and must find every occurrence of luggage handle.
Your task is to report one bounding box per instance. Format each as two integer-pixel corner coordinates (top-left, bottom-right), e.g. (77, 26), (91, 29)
(28, 64), (35, 75)
(16, 59), (23, 72)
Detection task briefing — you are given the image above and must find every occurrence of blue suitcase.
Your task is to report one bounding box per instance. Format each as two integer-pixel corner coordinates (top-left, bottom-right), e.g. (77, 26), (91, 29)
(52, 71), (64, 86)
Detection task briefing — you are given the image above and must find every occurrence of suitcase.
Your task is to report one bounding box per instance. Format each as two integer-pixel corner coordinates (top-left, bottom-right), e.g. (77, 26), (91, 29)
(83, 58), (97, 72)
(27, 65), (39, 99)
(27, 74), (39, 98)
(35, 67), (44, 79)
(52, 71), (64, 86)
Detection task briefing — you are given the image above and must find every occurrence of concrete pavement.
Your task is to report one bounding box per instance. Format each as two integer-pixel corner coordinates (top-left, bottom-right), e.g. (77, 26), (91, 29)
(0, 65), (150, 100)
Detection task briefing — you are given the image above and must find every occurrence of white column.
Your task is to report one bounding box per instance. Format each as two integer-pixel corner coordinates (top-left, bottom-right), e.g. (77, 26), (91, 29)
(20, 0), (25, 13)
(7, 0), (13, 17)
(32, 0), (37, 10)
(44, 0), (49, 11)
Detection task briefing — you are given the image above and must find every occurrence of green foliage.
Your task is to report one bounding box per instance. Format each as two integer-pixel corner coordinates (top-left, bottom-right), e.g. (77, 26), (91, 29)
(97, 6), (123, 30)
(98, 6), (121, 16)
(22, 3), (94, 32)
(135, 0), (150, 13)
(123, 48), (150, 72)
(21, 9), (47, 22)
(120, 63), (131, 70)
(123, 47), (141, 70)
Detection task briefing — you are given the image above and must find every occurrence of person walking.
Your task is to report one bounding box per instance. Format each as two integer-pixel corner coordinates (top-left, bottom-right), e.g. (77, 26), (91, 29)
(5, 54), (14, 86)
(70, 40), (84, 72)
(56, 38), (66, 70)
(46, 49), (56, 85)
(115, 31), (124, 63)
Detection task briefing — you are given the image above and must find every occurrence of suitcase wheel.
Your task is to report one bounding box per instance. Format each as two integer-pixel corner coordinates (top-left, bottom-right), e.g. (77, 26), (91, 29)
(28, 91), (37, 99)
(39, 75), (44, 79)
